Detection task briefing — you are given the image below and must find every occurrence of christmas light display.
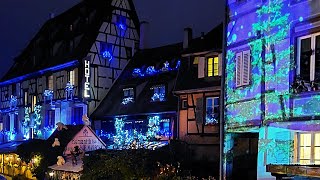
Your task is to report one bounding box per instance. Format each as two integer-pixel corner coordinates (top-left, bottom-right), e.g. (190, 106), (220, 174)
(146, 116), (160, 140)
(121, 97), (134, 105)
(44, 89), (54, 105)
(132, 60), (181, 77)
(9, 95), (17, 110)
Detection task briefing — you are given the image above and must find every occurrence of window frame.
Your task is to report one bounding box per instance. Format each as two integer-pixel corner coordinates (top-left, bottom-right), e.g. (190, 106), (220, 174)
(69, 70), (75, 85)
(123, 88), (135, 98)
(150, 85), (166, 102)
(297, 32), (320, 82)
(181, 99), (188, 110)
(297, 132), (320, 164)
(205, 96), (220, 125)
(47, 75), (54, 90)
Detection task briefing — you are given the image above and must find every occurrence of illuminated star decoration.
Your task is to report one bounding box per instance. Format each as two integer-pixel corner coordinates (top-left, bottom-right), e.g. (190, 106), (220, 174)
(146, 66), (157, 75)
(121, 97), (134, 105)
(132, 68), (144, 77)
(151, 93), (165, 102)
(102, 50), (113, 61)
(161, 61), (170, 72)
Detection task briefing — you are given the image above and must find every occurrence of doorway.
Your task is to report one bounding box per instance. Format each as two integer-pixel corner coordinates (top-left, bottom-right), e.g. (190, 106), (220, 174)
(232, 133), (258, 180)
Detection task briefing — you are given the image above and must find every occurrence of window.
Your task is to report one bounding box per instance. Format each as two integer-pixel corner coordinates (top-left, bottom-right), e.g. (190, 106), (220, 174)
(236, 50), (251, 87)
(48, 75), (53, 90)
(205, 97), (219, 125)
(32, 95), (37, 112)
(297, 32), (320, 82)
(69, 70), (75, 85)
(24, 91), (28, 105)
(14, 114), (18, 131)
(12, 84), (16, 96)
(45, 110), (55, 127)
(207, 57), (219, 77)
(123, 88), (134, 98)
(298, 132), (320, 164)
(122, 88), (134, 105)
(197, 56), (220, 78)
(151, 85), (166, 102)
(181, 99), (188, 109)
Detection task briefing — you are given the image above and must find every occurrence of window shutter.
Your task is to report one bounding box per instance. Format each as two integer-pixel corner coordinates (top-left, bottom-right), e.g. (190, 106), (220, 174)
(218, 53), (222, 76)
(242, 50), (251, 86)
(236, 52), (242, 87)
(196, 98), (204, 124)
(198, 57), (205, 78)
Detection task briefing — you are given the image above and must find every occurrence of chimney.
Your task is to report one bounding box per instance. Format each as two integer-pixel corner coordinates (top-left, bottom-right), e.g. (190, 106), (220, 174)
(139, 21), (149, 50)
(49, 13), (55, 19)
(183, 28), (192, 49)
(201, 32), (205, 39)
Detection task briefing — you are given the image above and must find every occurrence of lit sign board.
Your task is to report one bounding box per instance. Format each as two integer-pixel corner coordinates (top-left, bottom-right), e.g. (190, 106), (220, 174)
(84, 59), (90, 98)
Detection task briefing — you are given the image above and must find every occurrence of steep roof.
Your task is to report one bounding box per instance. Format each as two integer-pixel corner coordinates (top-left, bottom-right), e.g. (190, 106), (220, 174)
(47, 125), (84, 149)
(1, 0), (139, 82)
(182, 23), (223, 55)
(91, 43), (182, 119)
(174, 23), (223, 93)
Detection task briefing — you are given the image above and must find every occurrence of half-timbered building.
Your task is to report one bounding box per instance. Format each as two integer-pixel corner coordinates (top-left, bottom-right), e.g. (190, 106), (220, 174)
(0, 0), (140, 143)
(173, 24), (223, 174)
(90, 42), (182, 146)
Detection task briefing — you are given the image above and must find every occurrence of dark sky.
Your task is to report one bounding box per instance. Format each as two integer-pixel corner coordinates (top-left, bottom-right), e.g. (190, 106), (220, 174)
(0, 0), (224, 79)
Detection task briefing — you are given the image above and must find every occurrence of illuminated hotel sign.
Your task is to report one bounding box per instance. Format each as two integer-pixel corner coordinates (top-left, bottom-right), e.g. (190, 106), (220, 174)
(84, 58), (90, 98)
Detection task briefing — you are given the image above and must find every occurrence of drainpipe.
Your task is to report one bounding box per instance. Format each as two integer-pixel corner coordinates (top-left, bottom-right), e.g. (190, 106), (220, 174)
(219, 0), (228, 180)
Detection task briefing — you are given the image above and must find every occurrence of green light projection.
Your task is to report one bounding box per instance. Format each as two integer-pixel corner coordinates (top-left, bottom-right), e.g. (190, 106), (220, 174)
(225, 0), (293, 129)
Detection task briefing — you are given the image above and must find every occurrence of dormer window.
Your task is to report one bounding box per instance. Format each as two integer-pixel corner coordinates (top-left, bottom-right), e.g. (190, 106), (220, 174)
(151, 85), (166, 102)
(122, 88), (134, 105)
(196, 55), (221, 78)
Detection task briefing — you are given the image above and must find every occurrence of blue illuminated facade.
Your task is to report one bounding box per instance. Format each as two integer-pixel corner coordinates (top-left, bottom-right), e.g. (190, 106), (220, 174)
(0, 0), (140, 144)
(224, 0), (320, 179)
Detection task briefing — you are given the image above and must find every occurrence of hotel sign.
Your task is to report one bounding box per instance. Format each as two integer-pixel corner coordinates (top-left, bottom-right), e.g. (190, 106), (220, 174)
(84, 57), (90, 98)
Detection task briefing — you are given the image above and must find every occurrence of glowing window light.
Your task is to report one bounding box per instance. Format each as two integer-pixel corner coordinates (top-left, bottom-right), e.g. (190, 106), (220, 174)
(208, 58), (213, 77)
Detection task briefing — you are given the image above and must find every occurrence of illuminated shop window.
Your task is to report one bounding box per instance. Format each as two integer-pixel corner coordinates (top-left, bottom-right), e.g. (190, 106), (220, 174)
(298, 132), (320, 164)
(205, 97), (219, 125)
(297, 32), (320, 82)
(151, 85), (166, 102)
(236, 50), (251, 87)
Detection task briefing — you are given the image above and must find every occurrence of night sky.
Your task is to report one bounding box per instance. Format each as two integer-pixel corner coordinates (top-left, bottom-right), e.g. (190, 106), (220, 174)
(0, 0), (224, 79)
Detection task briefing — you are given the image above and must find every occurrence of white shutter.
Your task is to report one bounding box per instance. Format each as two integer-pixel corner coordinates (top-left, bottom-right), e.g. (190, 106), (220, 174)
(198, 57), (205, 78)
(236, 52), (242, 87)
(218, 53), (222, 76)
(242, 50), (251, 86)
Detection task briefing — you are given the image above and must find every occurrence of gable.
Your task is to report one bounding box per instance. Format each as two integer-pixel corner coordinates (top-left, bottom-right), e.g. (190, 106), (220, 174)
(65, 126), (106, 154)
